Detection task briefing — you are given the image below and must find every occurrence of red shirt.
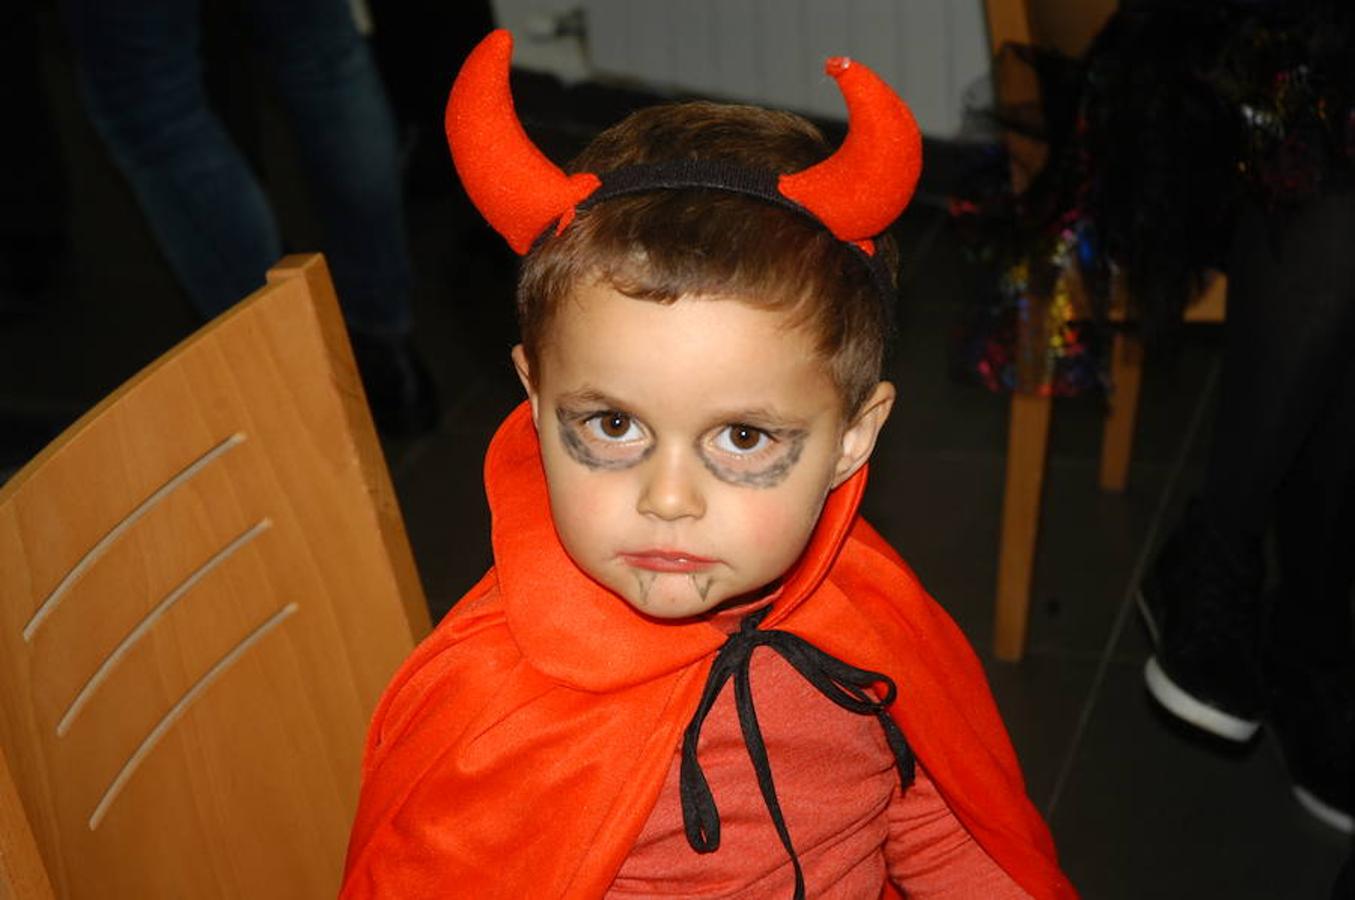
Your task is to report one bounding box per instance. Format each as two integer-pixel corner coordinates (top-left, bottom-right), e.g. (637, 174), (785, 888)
(612, 647), (1027, 897)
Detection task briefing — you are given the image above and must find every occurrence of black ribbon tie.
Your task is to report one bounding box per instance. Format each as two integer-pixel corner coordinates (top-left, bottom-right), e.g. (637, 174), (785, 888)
(679, 607), (916, 900)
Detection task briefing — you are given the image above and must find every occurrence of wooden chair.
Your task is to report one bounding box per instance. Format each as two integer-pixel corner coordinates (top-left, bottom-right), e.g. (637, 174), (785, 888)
(983, 0), (1227, 660)
(0, 254), (430, 898)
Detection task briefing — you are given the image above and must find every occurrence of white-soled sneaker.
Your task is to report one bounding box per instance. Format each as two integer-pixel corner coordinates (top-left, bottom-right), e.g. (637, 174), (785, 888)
(1136, 503), (1266, 742)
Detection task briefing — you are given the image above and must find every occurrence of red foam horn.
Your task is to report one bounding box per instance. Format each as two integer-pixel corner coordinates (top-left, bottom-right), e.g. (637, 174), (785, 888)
(778, 57), (922, 246)
(446, 30), (601, 254)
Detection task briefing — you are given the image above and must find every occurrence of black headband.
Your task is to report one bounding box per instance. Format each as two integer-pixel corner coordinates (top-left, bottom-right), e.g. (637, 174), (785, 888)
(571, 160), (898, 312)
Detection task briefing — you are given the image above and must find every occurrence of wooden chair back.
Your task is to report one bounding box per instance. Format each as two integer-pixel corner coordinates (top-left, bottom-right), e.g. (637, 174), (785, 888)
(0, 254), (429, 898)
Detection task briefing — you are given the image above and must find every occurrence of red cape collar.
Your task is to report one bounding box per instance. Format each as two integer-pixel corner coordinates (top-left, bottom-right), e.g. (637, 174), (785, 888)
(486, 401), (868, 691)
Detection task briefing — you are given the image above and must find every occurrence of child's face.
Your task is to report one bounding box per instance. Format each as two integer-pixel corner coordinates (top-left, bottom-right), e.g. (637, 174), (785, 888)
(513, 279), (893, 620)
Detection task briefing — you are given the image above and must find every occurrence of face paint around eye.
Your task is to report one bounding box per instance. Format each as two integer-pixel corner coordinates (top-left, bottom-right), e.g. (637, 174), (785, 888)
(555, 406), (654, 470)
(700, 427), (809, 488)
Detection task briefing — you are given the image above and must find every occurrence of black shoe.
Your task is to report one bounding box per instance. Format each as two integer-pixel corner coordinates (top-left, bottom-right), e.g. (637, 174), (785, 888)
(1266, 643), (1355, 834)
(349, 332), (440, 439)
(1137, 500), (1266, 741)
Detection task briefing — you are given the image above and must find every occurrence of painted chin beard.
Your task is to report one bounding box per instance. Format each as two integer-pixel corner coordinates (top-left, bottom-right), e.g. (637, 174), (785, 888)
(626, 570), (718, 612)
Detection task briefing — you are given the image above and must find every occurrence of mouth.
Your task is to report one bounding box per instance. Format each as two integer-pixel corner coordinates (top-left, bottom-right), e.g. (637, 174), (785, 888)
(619, 550), (718, 573)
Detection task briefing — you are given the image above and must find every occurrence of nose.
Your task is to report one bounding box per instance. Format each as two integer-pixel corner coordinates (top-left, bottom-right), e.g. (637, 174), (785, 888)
(636, 446), (706, 521)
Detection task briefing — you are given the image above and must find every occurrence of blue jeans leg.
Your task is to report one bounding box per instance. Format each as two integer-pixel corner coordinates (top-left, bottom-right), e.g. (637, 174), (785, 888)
(63, 0), (283, 319)
(63, 0), (413, 335)
(243, 0), (412, 335)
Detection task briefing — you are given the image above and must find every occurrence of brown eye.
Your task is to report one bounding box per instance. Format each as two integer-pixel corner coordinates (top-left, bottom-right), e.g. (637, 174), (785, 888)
(716, 424), (769, 455)
(589, 412), (636, 441)
(730, 426), (760, 450)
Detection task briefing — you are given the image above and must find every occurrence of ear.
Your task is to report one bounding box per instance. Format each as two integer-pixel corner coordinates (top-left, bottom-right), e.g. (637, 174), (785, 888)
(831, 381), (895, 488)
(510, 344), (540, 425)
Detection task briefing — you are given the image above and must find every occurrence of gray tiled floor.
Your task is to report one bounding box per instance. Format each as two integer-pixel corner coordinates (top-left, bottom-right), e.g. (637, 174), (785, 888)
(6, 30), (1351, 898)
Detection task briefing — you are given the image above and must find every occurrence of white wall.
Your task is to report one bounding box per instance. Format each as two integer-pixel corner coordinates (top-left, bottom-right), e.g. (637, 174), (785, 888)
(490, 0), (992, 138)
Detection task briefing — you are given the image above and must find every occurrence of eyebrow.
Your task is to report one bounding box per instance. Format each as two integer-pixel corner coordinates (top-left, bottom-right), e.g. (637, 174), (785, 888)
(554, 387), (631, 409)
(707, 406), (809, 431)
(554, 389), (807, 431)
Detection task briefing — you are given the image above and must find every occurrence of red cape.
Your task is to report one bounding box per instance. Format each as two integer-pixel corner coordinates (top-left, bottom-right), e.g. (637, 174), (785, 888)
(342, 403), (1076, 898)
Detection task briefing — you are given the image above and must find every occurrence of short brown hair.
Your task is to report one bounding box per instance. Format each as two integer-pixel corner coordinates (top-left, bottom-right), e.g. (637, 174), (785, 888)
(516, 101), (898, 416)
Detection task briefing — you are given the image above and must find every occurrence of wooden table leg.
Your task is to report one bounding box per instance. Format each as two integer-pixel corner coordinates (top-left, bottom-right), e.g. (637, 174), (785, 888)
(995, 391), (1053, 661)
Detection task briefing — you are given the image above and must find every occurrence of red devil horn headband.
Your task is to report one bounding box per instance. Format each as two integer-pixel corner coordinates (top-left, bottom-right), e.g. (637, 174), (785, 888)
(446, 29), (922, 257)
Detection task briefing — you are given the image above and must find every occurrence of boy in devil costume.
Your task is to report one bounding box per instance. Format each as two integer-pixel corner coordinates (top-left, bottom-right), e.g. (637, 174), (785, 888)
(342, 30), (1075, 898)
